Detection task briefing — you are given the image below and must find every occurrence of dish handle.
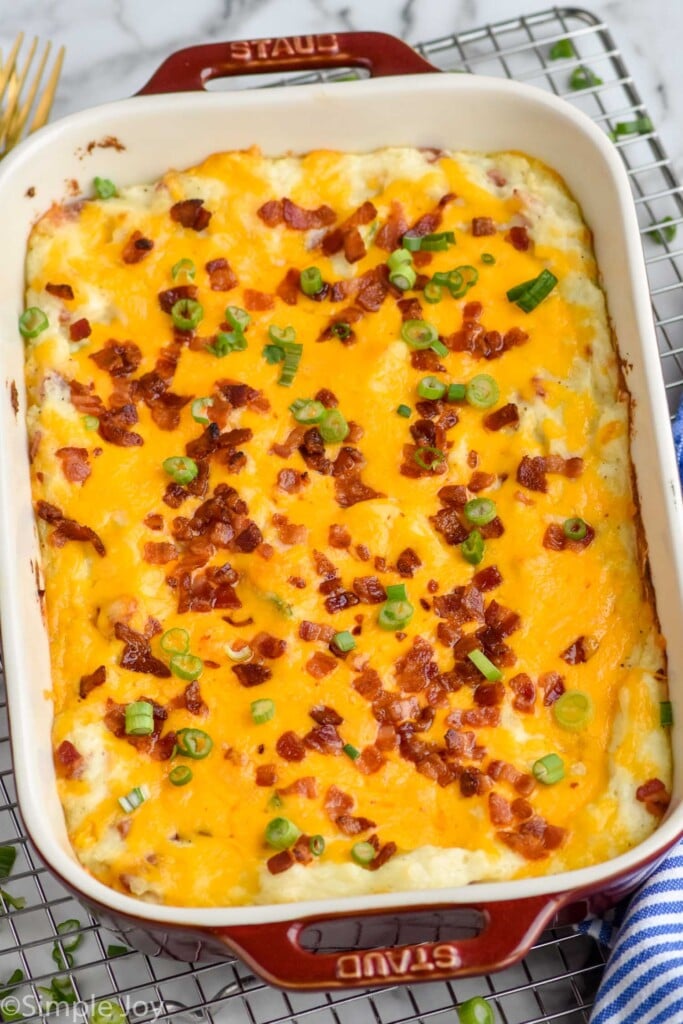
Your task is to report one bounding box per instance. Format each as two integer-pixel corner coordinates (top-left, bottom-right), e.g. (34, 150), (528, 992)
(136, 31), (437, 95)
(212, 894), (564, 990)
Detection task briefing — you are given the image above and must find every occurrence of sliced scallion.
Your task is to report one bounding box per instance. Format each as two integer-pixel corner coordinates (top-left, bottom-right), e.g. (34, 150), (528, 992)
(481, 252), (496, 265)
(351, 841), (376, 866)
(507, 269), (558, 313)
(160, 627), (190, 655)
(170, 297), (203, 331)
(563, 517), (588, 541)
(532, 753), (565, 785)
(56, 919), (83, 952)
(569, 65), (603, 90)
(175, 727), (213, 759)
(226, 643), (252, 663)
(396, 404), (412, 418)
(401, 319), (438, 350)
(163, 456), (199, 485)
(191, 396), (213, 424)
(18, 307), (49, 339)
(168, 765), (193, 786)
(423, 281), (443, 304)
(169, 653), (203, 681)
(118, 784), (150, 814)
(648, 217), (677, 245)
(402, 231), (455, 252)
(265, 817), (301, 850)
(457, 995), (494, 1024)
(447, 383), (466, 402)
(300, 266), (324, 296)
(413, 445), (446, 471)
(124, 700), (154, 737)
(464, 497), (497, 526)
(461, 529), (485, 566)
(465, 374), (499, 409)
(290, 398), (325, 424)
(661, 701), (674, 727)
(0, 846), (16, 879)
(171, 258), (195, 281)
(333, 630), (356, 653)
(467, 649), (502, 681)
(417, 376), (447, 401)
(251, 699), (275, 725)
(549, 38), (576, 60)
(83, 415), (100, 430)
(553, 691), (593, 731)
(91, 1001), (127, 1024)
(309, 835), (325, 856)
(378, 597), (414, 631)
(93, 177), (117, 200)
(319, 408), (349, 443)
(343, 743), (361, 761)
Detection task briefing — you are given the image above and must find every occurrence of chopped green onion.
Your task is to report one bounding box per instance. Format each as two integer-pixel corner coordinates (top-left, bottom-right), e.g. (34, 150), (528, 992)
(331, 321), (352, 340)
(549, 38), (576, 60)
(402, 231), (455, 252)
(648, 217), (677, 245)
(18, 307), (49, 339)
(532, 753), (565, 785)
(0, 969), (24, 1001)
(481, 253), (496, 265)
(413, 445), (446, 471)
(457, 995), (494, 1024)
(433, 268), (466, 299)
(93, 177), (117, 200)
(168, 765), (193, 786)
(56, 919), (83, 952)
(431, 338), (449, 357)
(91, 999), (127, 1024)
(82, 415), (100, 430)
(464, 497), (497, 526)
(401, 319), (438, 350)
(169, 653), (203, 681)
(351, 841), (376, 866)
(319, 408), (349, 443)
(175, 727), (213, 759)
(290, 398), (325, 424)
(387, 248), (413, 271)
(171, 258), (195, 281)
(553, 691), (593, 731)
(447, 383), (466, 402)
(269, 325), (296, 345)
(612, 117), (653, 137)
(118, 784), (150, 814)
(267, 791), (283, 811)
(343, 743), (361, 761)
(563, 517), (588, 541)
(191, 396), (213, 424)
(0, 847), (16, 879)
(396, 404), (412, 418)
(160, 627), (190, 655)
(457, 265), (479, 288)
(39, 975), (77, 1007)
(661, 701), (674, 727)
(226, 306), (250, 332)
(124, 700), (154, 737)
(263, 344), (285, 364)
(279, 341), (304, 387)
(52, 945), (74, 970)
(265, 817), (301, 850)
(386, 583), (408, 602)
(461, 529), (485, 566)
(163, 455), (199, 485)
(170, 297), (203, 331)
(378, 599), (414, 631)
(507, 269), (558, 313)
(569, 65), (603, 90)
(465, 373), (499, 409)
(389, 265), (417, 291)
(467, 649), (502, 681)
(264, 591), (294, 618)
(206, 330), (246, 357)
(309, 835), (325, 857)
(417, 376), (447, 401)
(226, 643), (252, 662)
(333, 630), (356, 652)
(0, 888), (25, 911)
(423, 281), (443, 304)
(300, 266), (324, 296)
(251, 699), (276, 725)
(106, 945), (129, 958)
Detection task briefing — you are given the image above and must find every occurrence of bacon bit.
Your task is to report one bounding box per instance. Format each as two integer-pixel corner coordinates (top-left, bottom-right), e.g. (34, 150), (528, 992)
(468, 471), (496, 494)
(375, 200), (408, 251)
(36, 499), (106, 556)
(335, 472), (384, 508)
(484, 404), (520, 432)
(353, 668), (382, 700)
(472, 217), (496, 237)
(351, 576), (386, 605)
(205, 257), (238, 291)
(498, 816), (567, 860)
(336, 814), (376, 836)
(158, 284), (198, 313)
(276, 731), (307, 762)
(447, 706), (501, 729)
(395, 637), (439, 694)
(470, 568), (501, 595)
(356, 746), (385, 775)
(309, 706), (343, 728)
(243, 288), (274, 311)
(561, 635), (597, 664)
(267, 850), (295, 874)
(143, 514), (164, 532)
(304, 723), (343, 754)
(257, 199), (284, 226)
(429, 507), (469, 547)
(636, 778), (671, 818)
(305, 651), (338, 678)
(489, 791), (513, 825)
(487, 759), (536, 796)
(231, 663), (272, 687)
(321, 200), (376, 262)
(324, 784), (354, 821)
(69, 318), (91, 342)
(474, 681), (506, 706)
(143, 541), (177, 565)
(78, 665), (106, 699)
(55, 739), (84, 778)
(506, 225), (530, 251)
(278, 776), (317, 798)
(356, 265), (390, 312)
(368, 840), (398, 871)
(90, 339), (142, 377)
(407, 193), (456, 237)
(114, 622), (170, 677)
(98, 404), (143, 447)
(181, 680), (208, 716)
(396, 547), (422, 578)
(170, 198), (212, 231)
(274, 267), (300, 306)
(68, 379), (105, 417)
(55, 446), (91, 484)
(543, 522), (595, 552)
(122, 230), (154, 264)
(299, 620), (336, 643)
(516, 455), (547, 493)
(46, 282), (74, 300)
(256, 764), (277, 786)
(326, 523), (350, 550)
(510, 673), (536, 713)
(274, 468), (303, 495)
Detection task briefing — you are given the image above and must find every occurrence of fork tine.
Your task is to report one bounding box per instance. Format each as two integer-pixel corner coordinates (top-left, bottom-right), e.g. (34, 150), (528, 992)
(7, 40), (52, 146)
(0, 32), (24, 107)
(1, 36), (38, 142)
(27, 45), (64, 134)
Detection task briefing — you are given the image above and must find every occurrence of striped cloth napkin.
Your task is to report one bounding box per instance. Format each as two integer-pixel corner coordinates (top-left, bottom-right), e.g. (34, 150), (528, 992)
(578, 400), (683, 1023)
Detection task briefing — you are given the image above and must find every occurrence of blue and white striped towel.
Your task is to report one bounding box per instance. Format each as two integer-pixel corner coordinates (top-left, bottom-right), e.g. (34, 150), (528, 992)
(579, 400), (683, 1023)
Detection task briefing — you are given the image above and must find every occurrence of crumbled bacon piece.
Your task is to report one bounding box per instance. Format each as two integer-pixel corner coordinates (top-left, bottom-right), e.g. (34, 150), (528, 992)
(179, 680), (208, 716)
(303, 723), (343, 755)
(406, 193), (456, 237)
(430, 507), (469, 546)
(170, 198), (212, 231)
(321, 200), (376, 262)
(353, 667), (382, 700)
(243, 288), (274, 311)
(357, 746), (385, 775)
(335, 471), (384, 508)
(276, 467), (305, 494)
(78, 665), (106, 699)
(305, 652), (338, 678)
(205, 257), (238, 291)
(498, 816), (567, 860)
(299, 620), (336, 643)
(256, 764), (277, 786)
(516, 455), (547, 493)
(489, 791), (513, 825)
(90, 339), (142, 377)
(510, 673), (536, 713)
(352, 576), (386, 604)
(122, 230), (154, 264)
(394, 636), (439, 693)
(158, 284), (198, 313)
(310, 705), (343, 726)
(336, 814), (376, 836)
(375, 200), (408, 251)
(474, 681), (505, 706)
(368, 840), (398, 871)
(396, 297), (424, 322)
(560, 635), (598, 664)
(447, 706), (501, 729)
(276, 731), (306, 762)
(278, 776), (317, 798)
(540, 672), (565, 706)
(256, 199), (284, 226)
(324, 784), (354, 821)
(328, 523), (351, 548)
(636, 778), (670, 817)
(252, 633), (287, 660)
(506, 225), (530, 251)
(396, 547), (422, 578)
(484, 403), (520, 431)
(46, 281), (74, 300)
(143, 541), (177, 564)
(54, 739), (84, 778)
(231, 663), (272, 687)
(69, 318), (92, 342)
(471, 217), (496, 236)
(114, 622), (170, 677)
(55, 446), (91, 484)
(98, 404), (143, 447)
(543, 523), (595, 552)
(36, 500), (106, 556)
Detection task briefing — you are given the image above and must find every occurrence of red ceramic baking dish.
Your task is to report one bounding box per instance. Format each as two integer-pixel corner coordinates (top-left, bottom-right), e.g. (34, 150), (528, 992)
(1, 31), (683, 990)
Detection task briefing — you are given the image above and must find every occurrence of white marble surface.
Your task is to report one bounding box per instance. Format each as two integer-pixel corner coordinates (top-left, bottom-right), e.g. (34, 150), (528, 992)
(2, 0), (682, 179)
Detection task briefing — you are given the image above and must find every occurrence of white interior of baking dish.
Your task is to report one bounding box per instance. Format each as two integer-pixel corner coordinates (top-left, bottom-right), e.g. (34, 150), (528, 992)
(1, 72), (682, 927)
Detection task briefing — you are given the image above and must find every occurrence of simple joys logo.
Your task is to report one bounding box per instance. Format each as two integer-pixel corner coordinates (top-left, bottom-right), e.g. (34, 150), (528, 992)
(0, 996), (165, 1022)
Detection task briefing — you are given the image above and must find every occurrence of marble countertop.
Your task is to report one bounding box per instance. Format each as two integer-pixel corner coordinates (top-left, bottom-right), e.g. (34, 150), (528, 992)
(2, 0), (682, 178)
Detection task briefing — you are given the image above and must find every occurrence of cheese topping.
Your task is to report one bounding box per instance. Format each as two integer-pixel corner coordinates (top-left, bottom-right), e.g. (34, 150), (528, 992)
(24, 147), (671, 907)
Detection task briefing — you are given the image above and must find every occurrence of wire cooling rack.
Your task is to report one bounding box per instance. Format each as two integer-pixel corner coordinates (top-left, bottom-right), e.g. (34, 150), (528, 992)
(2, 6), (682, 1023)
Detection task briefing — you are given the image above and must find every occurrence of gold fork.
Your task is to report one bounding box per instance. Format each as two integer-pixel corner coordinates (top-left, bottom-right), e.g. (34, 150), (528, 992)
(0, 32), (65, 158)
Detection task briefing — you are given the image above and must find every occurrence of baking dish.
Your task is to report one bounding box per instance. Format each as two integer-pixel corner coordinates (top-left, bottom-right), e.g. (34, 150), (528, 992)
(2, 31), (683, 990)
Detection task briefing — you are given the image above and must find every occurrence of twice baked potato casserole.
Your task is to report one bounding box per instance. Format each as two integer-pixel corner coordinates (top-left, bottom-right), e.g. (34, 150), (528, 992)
(22, 146), (671, 907)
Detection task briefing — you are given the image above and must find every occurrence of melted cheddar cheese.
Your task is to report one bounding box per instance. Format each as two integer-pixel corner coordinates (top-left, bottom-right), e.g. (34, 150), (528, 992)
(24, 147), (671, 907)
